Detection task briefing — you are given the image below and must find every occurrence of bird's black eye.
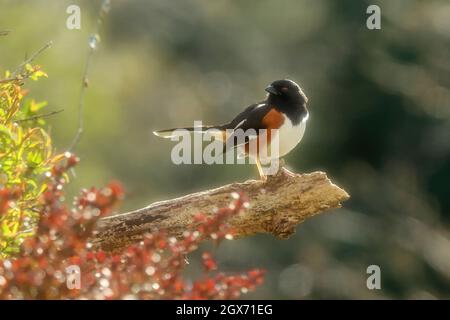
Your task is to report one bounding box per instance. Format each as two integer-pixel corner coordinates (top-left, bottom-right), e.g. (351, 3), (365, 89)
(281, 87), (289, 92)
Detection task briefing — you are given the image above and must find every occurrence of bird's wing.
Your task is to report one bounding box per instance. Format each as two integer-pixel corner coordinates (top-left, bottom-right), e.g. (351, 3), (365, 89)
(221, 102), (265, 129)
(221, 102), (272, 154)
(154, 102), (265, 139)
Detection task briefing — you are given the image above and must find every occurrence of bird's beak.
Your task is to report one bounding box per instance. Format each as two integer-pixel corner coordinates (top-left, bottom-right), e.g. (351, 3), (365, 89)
(265, 84), (279, 95)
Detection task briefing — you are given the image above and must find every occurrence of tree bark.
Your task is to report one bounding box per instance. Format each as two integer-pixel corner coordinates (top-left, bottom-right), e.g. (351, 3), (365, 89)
(93, 168), (350, 251)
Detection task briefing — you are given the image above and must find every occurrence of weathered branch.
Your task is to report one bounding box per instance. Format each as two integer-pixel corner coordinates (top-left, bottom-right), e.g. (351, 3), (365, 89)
(94, 167), (350, 251)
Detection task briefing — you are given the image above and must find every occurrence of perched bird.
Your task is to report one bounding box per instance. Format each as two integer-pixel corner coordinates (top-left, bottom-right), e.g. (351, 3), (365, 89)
(154, 79), (309, 180)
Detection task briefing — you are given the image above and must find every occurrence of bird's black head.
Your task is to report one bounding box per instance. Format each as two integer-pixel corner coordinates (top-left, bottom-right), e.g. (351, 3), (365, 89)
(265, 79), (308, 105)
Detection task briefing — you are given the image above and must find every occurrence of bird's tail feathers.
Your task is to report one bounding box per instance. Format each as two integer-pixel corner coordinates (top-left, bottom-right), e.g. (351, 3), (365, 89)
(153, 125), (221, 139)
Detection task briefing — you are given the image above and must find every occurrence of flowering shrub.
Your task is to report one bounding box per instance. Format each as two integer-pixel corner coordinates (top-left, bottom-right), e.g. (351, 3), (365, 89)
(0, 155), (264, 299)
(0, 64), (264, 299)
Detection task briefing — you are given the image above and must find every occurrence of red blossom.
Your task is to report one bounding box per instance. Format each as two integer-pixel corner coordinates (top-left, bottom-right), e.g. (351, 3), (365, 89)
(202, 252), (218, 272)
(0, 187), (22, 215)
(0, 154), (264, 299)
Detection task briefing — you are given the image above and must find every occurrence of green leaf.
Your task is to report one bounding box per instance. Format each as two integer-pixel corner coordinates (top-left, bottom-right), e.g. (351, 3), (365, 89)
(30, 100), (47, 112)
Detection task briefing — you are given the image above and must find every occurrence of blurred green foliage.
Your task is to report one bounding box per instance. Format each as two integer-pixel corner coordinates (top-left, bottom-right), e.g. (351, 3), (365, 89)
(1, 0), (449, 298)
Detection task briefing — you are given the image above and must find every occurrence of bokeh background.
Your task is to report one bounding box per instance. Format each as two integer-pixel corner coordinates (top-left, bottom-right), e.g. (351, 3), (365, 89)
(1, 0), (450, 299)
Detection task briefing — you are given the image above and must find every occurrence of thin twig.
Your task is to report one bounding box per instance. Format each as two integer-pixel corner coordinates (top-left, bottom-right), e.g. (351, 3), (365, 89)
(12, 41), (53, 77)
(0, 41), (53, 84)
(68, 0), (111, 151)
(16, 109), (64, 122)
(0, 30), (10, 36)
(0, 77), (21, 84)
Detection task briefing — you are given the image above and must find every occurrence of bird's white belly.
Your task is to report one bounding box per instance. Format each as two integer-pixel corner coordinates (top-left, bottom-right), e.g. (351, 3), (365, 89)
(248, 115), (307, 161)
(275, 118), (307, 158)
(251, 117), (308, 162)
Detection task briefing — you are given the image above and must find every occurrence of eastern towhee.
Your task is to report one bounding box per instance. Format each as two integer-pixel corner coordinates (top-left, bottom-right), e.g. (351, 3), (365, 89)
(154, 79), (309, 180)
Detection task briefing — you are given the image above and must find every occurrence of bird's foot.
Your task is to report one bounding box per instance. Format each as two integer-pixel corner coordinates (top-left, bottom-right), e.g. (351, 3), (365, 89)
(277, 158), (297, 177)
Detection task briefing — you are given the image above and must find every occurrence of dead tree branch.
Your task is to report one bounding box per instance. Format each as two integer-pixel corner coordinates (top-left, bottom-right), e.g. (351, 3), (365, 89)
(94, 167), (350, 251)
